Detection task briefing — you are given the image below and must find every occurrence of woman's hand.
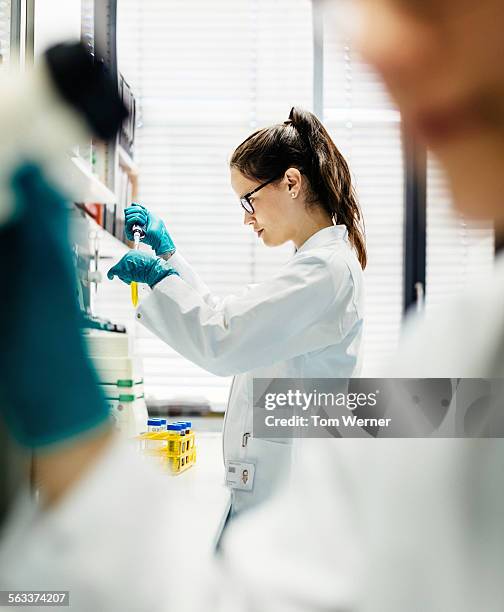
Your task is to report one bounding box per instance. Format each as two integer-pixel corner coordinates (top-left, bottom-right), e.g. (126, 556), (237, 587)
(107, 251), (179, 288)
(124, 202), (176, 257)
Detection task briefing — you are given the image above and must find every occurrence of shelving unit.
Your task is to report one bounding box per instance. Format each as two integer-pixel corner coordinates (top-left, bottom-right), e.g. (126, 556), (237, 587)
(69, 155), (118, 204)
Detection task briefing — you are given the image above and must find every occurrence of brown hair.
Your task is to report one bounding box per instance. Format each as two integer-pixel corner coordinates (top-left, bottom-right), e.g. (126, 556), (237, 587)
(230, 107), (367, 269)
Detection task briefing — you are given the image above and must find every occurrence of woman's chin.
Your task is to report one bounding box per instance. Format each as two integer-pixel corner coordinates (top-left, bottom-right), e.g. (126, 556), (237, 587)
(441, 137), (504, 225)
(262, 232), (278, 247)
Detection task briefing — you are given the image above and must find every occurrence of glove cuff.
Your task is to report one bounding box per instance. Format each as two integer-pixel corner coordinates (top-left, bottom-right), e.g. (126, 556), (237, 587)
(156, 245), (176, 258)
(149, 265), (179, 289)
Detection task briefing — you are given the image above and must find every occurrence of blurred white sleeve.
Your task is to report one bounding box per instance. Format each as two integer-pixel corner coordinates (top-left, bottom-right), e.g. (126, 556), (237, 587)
(2, 437), (504, 611)
(0, 438), (217, 612)
(217, 437), (504, 612)
(216, 264), (504, 610)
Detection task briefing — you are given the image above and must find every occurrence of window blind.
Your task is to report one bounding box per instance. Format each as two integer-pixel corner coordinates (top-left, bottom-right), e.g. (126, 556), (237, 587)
(426, 156), (494, 311)
(117, 0), (313, 408)
(81, 0), (94, 55)
(0, 0), (11, 69)
(322, 16), (404, 375)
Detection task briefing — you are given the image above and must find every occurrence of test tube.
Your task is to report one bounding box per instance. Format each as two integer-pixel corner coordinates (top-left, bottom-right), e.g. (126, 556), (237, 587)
(173, 422), (187, 454)
(167, 423), (180, 455)
(147, 418), (167, 450)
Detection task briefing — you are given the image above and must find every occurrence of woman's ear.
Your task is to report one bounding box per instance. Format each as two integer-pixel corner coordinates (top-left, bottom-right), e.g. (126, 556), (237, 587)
(284, 168), (302, 197)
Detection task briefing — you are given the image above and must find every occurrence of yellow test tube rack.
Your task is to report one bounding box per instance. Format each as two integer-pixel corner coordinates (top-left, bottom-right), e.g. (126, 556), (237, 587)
(137, 429), (197, 475)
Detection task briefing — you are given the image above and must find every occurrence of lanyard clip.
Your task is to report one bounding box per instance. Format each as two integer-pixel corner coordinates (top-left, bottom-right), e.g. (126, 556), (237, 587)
(242, 432), (250, 448)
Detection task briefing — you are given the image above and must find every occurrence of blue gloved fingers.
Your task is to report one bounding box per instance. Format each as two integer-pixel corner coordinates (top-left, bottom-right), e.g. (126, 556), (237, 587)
(125, 209), (147, 221)
(122, 202), (176, 257)
(107, 251), (179, 287)
(124, 217), (147, 241)
(125, 211), (147, 224)
(124, 204), (149, 241)
(107, 251), (157, 285)
(127, 202), (147, 212)
(125, 204), (148, 221)
(107, 256), (132, 284)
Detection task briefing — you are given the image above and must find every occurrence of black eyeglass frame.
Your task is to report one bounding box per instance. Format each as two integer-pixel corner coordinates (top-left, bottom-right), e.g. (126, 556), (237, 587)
(240, 177), (277, 214)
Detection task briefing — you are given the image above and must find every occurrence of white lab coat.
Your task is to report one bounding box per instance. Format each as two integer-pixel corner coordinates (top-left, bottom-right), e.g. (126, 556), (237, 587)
(2, 256), (504, 611)
(217, 252), (504, 612)
(137, 225), (364, 515)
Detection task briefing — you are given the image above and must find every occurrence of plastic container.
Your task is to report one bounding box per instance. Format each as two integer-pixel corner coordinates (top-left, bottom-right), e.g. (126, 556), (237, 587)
(146, 418), (167, 450)
(137, 420), (196, 475)
(177, 421), (193, 449)
(179, 421), (192, 434)
(147, 418), (167, 431)
(167, 423), (182, 454)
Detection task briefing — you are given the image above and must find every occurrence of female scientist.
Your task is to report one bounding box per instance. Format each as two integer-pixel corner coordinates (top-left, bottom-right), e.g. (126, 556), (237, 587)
(108, 107), (366, 517)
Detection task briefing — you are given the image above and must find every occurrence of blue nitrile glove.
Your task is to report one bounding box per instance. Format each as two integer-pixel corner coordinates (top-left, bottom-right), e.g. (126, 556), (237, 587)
(107, 251), (179, 288)
(0, 164), (109, 448)
(124, 202), (176, 257)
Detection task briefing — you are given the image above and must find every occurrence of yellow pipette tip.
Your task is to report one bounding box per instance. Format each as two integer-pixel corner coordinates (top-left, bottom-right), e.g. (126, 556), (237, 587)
(131, 281), (139, 307)
(131, 228), (143, 307)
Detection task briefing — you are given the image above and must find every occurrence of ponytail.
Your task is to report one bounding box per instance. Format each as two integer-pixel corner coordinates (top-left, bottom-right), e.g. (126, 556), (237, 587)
(231, 106), (367, 269)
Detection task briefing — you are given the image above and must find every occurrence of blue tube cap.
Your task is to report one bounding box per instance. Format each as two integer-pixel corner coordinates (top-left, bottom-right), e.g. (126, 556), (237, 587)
(176, 421), (191, 428)
(148, 418), (166, 426)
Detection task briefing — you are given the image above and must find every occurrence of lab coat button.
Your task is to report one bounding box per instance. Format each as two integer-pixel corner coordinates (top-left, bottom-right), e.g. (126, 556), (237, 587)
(136, 313), (142, 319)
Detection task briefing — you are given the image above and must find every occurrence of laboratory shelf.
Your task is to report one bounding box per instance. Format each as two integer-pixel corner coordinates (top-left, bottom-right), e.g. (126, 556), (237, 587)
(67, 155), (117, 204)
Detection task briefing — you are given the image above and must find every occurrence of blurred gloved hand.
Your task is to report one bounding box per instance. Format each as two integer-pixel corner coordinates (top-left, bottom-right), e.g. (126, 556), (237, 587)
(124, 202), (176, 257)
(107, 251), (179, 288)
(0, 164), (109, 448)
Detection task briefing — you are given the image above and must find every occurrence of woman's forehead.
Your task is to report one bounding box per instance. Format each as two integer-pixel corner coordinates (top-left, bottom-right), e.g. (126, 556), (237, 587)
(230, 168), (260, 194)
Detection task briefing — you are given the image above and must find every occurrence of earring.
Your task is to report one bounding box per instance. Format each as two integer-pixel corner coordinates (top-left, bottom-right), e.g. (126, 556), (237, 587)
(291, 193), (296, 198)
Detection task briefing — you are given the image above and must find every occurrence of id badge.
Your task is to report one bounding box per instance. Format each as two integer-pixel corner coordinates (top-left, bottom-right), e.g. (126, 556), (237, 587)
(225, 460), (255, 491)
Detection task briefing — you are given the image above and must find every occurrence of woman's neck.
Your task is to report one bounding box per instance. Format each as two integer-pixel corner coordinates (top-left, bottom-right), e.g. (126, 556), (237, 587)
(293, 211), (334, 250)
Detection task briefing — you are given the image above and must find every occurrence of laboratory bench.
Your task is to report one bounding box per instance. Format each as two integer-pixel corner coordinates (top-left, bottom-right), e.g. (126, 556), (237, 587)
(161, 430), (230, 552)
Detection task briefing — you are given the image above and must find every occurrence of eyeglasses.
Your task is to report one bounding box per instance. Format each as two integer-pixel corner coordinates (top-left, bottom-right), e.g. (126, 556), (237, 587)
(240, 177), (276, 214)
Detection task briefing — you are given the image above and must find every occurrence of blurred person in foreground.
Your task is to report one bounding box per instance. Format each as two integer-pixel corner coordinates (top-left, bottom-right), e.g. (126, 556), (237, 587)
(219, 2), (504, 610)
(2, 1), (504, 610)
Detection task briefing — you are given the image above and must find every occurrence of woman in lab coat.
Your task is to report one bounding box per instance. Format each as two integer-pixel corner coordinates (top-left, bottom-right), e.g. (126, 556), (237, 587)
(108, 107), (366, 518)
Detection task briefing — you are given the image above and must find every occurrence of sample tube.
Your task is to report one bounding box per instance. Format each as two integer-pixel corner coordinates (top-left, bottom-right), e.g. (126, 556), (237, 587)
(167, 423), (180, 454)
(147, 418), (167, 450)
(179, 423), (186, 454)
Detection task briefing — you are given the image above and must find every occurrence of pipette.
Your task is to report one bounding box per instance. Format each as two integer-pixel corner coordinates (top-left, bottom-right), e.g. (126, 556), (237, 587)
(131, 224), (145, 307)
